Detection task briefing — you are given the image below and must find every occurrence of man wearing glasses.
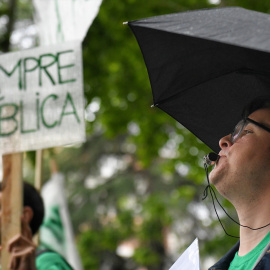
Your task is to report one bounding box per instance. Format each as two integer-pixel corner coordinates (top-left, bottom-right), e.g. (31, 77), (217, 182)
(209, 97), (270, 270)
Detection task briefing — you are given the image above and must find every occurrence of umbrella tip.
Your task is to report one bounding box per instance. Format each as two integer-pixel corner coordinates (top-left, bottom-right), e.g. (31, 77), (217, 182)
(123, 21), (128, 25)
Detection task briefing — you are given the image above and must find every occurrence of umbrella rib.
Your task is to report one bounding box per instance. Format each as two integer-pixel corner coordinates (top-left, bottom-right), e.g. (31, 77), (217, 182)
(152, 68), (270, 107)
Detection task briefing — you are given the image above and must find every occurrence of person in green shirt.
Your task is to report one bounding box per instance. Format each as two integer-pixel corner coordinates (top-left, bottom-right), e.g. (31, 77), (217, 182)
(0, 182), (73, 270)
(208, 96), (270, 270)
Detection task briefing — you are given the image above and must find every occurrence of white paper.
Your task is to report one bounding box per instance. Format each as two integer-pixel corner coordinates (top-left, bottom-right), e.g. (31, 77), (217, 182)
(0, 41), (85, 154)
(169, 238), (200, 270)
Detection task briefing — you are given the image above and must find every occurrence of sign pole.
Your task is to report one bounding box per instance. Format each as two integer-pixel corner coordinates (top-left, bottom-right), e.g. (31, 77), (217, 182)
(33, 149), (43, 245)
(1, 153), (23, 270)
(35, 149), (43, 191)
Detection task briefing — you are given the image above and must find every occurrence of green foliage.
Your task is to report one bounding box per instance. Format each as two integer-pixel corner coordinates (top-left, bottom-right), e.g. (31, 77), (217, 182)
(140, 193), (173, 227)
(133, 247), (161, 267)
(77, 230), (102, 269)
(77, 218), (129, 269)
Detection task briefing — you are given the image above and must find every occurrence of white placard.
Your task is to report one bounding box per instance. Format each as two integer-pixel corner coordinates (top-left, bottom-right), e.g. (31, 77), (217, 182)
(33, 0), (103, 45)
(169, 238), (200, 270)
(0, 41), (85, 154)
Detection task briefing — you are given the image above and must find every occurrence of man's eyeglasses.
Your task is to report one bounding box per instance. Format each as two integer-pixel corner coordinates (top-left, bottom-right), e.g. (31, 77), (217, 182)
(231, 118), (270, 143)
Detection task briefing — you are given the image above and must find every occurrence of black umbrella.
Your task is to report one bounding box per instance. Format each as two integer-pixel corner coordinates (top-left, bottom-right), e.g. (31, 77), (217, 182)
(127, 7), (270, 152)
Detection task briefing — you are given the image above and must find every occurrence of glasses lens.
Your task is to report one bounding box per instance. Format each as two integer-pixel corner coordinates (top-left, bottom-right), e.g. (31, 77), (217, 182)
(231, 120), (246, 143)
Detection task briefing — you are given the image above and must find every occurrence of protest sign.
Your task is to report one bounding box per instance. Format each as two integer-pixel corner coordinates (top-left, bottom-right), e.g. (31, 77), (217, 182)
(0, 41), (85, 154)
(33, 0), (103, 45)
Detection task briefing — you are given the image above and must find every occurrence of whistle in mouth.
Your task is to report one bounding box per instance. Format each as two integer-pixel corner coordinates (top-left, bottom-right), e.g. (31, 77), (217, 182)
(203, 152), (220, 166)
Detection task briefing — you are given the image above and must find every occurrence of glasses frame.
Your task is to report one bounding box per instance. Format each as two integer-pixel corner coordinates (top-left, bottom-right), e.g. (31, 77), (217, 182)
(231, 117), (270, 143)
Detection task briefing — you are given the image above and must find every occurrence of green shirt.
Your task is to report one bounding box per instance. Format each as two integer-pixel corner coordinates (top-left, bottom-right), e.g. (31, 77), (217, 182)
(36, 251), (73, 270)
(229, 231), (270, 270)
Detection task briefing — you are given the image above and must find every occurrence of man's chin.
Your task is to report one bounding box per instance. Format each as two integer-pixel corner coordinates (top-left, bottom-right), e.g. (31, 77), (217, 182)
(209, 169), (222, 186)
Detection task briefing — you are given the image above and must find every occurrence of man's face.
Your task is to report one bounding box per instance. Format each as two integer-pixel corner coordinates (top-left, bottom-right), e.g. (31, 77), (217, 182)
(209, 108), (270, 203)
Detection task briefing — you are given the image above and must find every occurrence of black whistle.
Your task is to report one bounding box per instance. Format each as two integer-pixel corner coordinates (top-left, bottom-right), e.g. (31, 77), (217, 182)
(203, 152), (220, 166)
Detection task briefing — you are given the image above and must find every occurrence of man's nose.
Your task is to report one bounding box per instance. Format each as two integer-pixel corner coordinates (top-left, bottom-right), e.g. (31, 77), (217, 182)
(219, 134), (233, 149)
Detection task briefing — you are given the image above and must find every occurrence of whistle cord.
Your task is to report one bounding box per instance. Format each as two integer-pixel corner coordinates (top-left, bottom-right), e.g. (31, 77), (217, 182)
(203, 164), (270, 238)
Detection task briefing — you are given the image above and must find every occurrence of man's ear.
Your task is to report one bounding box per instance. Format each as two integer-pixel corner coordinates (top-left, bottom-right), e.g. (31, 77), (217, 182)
(23, 206), (34, 225)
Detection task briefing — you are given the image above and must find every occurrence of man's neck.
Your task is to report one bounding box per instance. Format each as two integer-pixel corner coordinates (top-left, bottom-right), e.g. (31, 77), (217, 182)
(238, 228), (269, 256)
(236, 197), (270, 256)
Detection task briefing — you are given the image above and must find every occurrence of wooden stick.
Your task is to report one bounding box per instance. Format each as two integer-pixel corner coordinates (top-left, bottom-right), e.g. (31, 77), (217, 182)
(33, 149), (43, 245)
(35, 149), (43, 192)
(50, 158), (59, 174)
(1, 153), (23, 270)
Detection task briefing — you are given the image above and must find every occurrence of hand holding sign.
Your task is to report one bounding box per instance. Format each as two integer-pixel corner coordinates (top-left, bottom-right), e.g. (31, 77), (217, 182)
(7, 217), (36, 270)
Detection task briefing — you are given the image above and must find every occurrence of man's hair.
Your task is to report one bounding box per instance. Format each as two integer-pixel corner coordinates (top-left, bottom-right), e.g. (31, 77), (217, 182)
(242, 96), (270, 118)
(0, 181), (44, 235)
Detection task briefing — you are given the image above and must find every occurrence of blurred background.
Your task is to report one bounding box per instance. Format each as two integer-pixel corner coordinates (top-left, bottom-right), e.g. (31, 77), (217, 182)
(1, 0), (270, 269)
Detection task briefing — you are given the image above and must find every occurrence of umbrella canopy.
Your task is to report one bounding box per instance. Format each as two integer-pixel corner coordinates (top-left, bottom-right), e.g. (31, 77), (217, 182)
(128, 7), (270, 152)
